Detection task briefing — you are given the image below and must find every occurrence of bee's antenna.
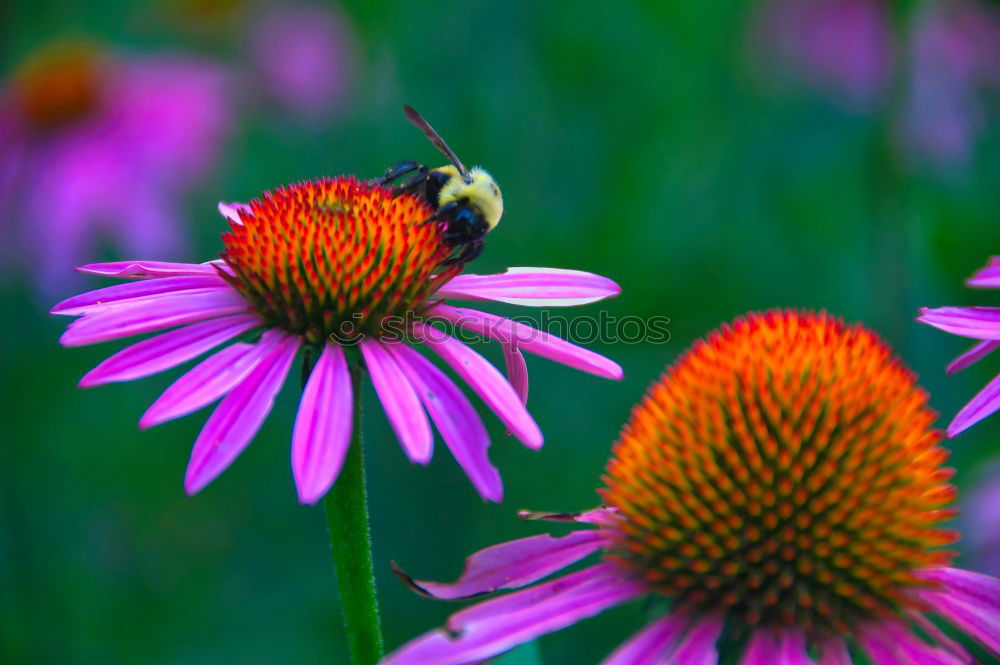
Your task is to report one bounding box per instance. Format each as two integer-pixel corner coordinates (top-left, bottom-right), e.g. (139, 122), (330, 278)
(403, 105), (469, 179)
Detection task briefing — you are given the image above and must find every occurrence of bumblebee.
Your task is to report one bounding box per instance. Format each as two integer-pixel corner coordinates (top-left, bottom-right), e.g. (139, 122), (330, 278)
(374, 105), (503, 266)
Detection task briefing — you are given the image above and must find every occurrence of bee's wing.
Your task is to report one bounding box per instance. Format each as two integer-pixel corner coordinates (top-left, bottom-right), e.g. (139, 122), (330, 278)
(403, 105), (468, 178)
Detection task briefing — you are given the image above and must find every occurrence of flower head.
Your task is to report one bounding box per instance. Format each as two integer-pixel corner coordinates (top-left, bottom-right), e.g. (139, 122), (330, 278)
(1, 39), (233, 294)
(384, 311), (998, 665)
(918, 255), (1000, 437)
(52, 177), (622, 504)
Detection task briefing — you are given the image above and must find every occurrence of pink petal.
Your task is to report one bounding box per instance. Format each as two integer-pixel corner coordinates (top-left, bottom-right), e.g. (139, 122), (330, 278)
(947, 340), (1000, 374)
(395, 531), (609, 600)
(430, 304), (623, 380)
(359, 339), (433, 464)
(777, 629), (818, 665)
(503, 343), (529, 405)
(411, 323), (542, 449)
(382, 563), (643, 665)
(857, 621), (970, 665)
(518, 506), (622, 527)
(59, 289), (250, 347)
(79, 314), (261, 387)
(292, 343), (352, 504)
(817, 638), (853, 665)
(968, 256), (1000, 288)
(183, 333), (299, 494)
(217, 201), (252, 225)
(919, 567), (1000, 610)
(76, 260), (222, 279)
(386, 343), (501, 501)
(947, 372), (1000, 438)
(435, 267), (621, 307)
(52, 275), (228, 315)
(600, 611), (691, 665)
(742, 629), (780, 665)
(664, 613), (723, 665)
(918, 307), (1000, 340)
(140, 334), (278, 428)
(917, 568), (1000, 656)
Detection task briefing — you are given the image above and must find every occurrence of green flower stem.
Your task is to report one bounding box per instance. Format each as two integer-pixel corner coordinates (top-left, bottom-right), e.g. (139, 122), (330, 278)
(321, 363), (384, 665)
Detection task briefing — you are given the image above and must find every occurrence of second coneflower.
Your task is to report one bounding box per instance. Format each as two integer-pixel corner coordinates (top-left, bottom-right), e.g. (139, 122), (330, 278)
(52, 176), (622, 503)
(384, 310), (999, 665)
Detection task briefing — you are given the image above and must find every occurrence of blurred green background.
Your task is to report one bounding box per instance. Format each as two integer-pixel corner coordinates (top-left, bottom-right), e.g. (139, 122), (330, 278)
(2, 1), (998, 663)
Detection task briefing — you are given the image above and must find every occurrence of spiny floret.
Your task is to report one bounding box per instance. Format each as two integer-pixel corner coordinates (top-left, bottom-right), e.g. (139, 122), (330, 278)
(222, 177), (455, 344)
(601, 310), (958, 634)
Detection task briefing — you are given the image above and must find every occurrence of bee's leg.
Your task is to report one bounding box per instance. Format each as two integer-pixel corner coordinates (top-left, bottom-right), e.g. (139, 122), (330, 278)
(370, 161), (424, 185)
(440, 239), (485, 266)
(424, 200), (458, 226)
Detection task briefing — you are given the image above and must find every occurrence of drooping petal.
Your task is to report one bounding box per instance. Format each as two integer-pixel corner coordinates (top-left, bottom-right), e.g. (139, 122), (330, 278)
(916, 568), (1000, 655)
(518, 506), (622, 527)
(393, 531), (609, 600)
(140, 333), (277, 428)
(430, 304), (623, 380)
(663, 613), (723, 665)
(52, 275), (228, 315)
(386, 343), (501, 501)
(947, 373), (1000, 438)
(184, 333), (299, 494)
(775, 629), (818, 665)
(600, 611), (691, 665)
(79, 314), (261, 387)
(411, 323), (542, 449)
(381, 563), (644, 665)
(359, 339), (433, 464)
(59, 289), (250, 347)
(947, 340), (1000, 374)
(217, 201), (252, 225)
(918, 307), (1000, 340)
(503, 343), (529, 405)
(742, 629), (780, 665)
(435, 267), (620, 307)
(291, 342), (352, 504)
(967, 256), (1000, 288)
(857, 621), (970, 665)
(817, 638), (853, 665)
(75, 260), (223, 279)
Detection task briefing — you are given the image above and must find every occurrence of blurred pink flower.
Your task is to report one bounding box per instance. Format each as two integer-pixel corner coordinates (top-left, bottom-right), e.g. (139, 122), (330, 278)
(0, 41), (233, 295)
(902, 0), (1000, 168)
(964, 462), (1000, 577)
(753, 0), (893, 110)
(245, 3), (356, 120)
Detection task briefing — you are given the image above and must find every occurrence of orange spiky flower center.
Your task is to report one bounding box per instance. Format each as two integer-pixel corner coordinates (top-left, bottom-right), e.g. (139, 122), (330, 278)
(11, 41), (103, 129)
(600, 310), (958, 634)
(221, 177), (455, 344)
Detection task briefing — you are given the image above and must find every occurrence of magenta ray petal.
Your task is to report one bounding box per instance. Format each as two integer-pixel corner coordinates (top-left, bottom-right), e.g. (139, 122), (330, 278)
(79, 314), (261, 387)
(817, 638), (853, 665)
(411, 323), (542, 449)
(76, 260), (223, 279)
(946, 373), (1000, 438)
(397, 531), (609, 600)
(947, 340), (1000, 374)
(857, 621), (969, 665)
(968, 256), (1000, 288)
(502, 343), (529, 405)
(917, 307), (1000, 340)
(184, 333), (299, 494)
(518, 506), (622, 527)
(59, 289), (250, 347)
(916, 568), (1000, 655)
(52, 275), (228, 315)
(217, 201), (252, 225)
(382, 563), (644, 665)
(292, 343), (352, 504)
(386, 343), (501, 502)
(600, 611), (691, 665)
(359, 340), (433, 464)
(140, 335), (278, 428)
(434, 267), (621, 307)
(664, 613), (723, 665)
(431, 304), (623, 380)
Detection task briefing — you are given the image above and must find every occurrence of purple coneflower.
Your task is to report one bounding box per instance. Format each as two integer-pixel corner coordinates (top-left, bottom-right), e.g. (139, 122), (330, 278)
(1, 40), (232, 294)
(384, 311), (999, 665)
(52, 177), (622, 504)
(919, 256), (1000, 437)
